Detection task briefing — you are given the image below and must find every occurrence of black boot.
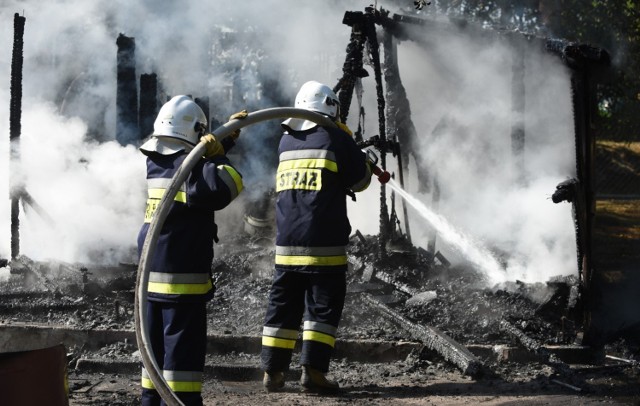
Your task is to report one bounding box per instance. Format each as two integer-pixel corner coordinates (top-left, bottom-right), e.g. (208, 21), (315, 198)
(300, 366), (340, 393)
(263, 371), (285, 392)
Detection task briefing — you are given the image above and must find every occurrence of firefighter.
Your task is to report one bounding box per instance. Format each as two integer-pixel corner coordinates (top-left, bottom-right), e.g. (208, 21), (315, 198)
(261, 81), (373, 392)
(137, 95), (244, 406)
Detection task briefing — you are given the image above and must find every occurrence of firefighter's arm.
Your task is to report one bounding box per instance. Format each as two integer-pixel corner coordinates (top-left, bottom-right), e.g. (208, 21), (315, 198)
(188, 157), (243, 210)
(350, 157), (373, 192)
(339, 136), (373, 193)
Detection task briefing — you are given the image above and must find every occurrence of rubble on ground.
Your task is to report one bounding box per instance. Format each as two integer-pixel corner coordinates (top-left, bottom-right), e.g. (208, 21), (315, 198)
(0, 232), (638, 405)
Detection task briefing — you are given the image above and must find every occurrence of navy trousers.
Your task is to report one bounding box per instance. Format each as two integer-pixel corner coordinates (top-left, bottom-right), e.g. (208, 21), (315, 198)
(141, 301), (207, 406)
(261, 269), (346, 373)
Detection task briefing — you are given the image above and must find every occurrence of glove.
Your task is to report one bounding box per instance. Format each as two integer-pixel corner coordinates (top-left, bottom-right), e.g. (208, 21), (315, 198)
(228, 109), (248, 141)
(229, 110), (248, 120)
(200, 133), (225, 158)
(336, 121), (353, 137)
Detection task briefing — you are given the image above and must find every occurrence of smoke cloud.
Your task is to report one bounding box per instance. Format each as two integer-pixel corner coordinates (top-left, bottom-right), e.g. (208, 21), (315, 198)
(0, 1), (577, 284)
(347, 19), (577, 284)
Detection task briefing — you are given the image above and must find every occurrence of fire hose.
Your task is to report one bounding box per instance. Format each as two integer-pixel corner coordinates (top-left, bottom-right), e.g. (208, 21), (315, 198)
(135, 107), (390, 406)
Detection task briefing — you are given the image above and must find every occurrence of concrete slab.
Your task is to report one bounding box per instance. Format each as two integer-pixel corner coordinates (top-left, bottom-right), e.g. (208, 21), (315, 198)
(0, 323), (601, 367)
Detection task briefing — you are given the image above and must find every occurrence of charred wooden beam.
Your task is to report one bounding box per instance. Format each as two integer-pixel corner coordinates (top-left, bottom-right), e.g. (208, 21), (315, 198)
(498, 319), (572, 375)
(374, 270), (420, 297)
(544, 39), (611, 70)
(20, 188), (54, 226)
(362, 293), (483, 376)
(605, 354), (639, 368)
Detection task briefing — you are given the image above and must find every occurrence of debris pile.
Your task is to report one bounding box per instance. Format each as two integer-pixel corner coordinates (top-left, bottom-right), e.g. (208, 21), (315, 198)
(1, 230), (639, 404)
(0, 232), (601, 348)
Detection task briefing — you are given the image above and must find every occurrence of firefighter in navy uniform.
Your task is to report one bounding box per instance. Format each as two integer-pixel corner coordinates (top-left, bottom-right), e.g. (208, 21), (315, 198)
(261, 81), (373, 393)
(138, 95), (244, 406)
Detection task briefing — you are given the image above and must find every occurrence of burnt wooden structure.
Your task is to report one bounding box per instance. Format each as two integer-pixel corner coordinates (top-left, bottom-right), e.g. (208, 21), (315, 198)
(336, 7), (610, 346)
(116, 34), (139, 145)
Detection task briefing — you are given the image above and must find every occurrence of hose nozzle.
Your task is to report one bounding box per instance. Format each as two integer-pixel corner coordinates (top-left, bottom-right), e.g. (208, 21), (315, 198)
(371, 164), (391, 184)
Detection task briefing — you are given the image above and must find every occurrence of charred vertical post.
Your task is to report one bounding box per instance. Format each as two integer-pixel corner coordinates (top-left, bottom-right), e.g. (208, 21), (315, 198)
(511, 36), (526, 185)
(335, 11), (367, 128)
(570, 68), (590, 293)
(382, 30), (415, 244)
(139, 73), (158, 139)
(337, 8), (393, 257)
(9, 13), (26, 260)
(362, 7), (391, 258)
(116, 34), (139, 145)
(569, 59), (602, 347)
(545, 39), (610, 346)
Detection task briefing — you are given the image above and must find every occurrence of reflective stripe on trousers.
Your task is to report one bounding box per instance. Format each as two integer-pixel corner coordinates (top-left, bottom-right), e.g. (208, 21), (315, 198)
(274, 245), (347, 267)
(261, 326), (299, 350)
(147, 272), (213, 295)
(141, 367), (203, 392)
(302, 320), (337, 348)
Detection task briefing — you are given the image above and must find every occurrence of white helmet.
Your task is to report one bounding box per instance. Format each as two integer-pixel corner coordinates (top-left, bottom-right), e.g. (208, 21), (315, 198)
(295, 81), (339, 118)
(153, 95), (207, 145)
(282, 81), (340, 132)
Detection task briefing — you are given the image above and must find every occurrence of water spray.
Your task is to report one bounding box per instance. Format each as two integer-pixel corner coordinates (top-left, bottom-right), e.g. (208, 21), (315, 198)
(386, 179), (507, 284)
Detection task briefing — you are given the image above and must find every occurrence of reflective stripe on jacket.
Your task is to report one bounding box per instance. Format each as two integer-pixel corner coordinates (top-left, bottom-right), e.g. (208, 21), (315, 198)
(275, 125), (371, 272)
(137, 151), (243, 302)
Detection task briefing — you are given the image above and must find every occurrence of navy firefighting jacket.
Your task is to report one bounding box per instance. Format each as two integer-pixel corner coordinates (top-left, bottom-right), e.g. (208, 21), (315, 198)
(137, 148), (243, 303)
(275, 124), (372, 273)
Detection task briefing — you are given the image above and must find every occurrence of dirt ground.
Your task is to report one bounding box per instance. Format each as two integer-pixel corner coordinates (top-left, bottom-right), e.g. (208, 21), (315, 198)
(66, 357), (639, 405)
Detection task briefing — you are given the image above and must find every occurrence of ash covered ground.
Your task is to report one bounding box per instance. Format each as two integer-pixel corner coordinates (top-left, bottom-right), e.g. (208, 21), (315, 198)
(1, 232), (639, 405)
(208, 232), (581, 346)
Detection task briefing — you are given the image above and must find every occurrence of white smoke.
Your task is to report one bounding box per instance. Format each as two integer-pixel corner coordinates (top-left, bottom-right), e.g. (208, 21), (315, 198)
(0, 1), (578, 282)
(18, 103), (145, 264)
(348, 20), (577, 284)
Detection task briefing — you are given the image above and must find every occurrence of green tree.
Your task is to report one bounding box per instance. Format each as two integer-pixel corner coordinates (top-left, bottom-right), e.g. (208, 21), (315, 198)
(542, 0), (640, 141)
(405, 0), (640, 140)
